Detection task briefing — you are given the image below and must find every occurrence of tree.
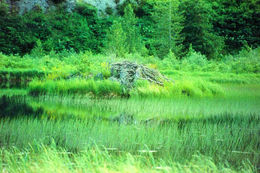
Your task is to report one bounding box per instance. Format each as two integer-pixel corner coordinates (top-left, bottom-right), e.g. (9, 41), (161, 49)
(122, 4), (146, 55)
(105, 20), (127, 57)
(151, 0), (183, 58)
(212, 0), (260, 53)
(179, 0), (224, 59)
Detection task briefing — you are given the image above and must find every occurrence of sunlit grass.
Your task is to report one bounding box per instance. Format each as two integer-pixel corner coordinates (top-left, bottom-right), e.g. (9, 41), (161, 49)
(0, 114), (259, 170)
(28, 79), (123, 97)
(28, 78), (225, 98)
(1, 145), (256, 173)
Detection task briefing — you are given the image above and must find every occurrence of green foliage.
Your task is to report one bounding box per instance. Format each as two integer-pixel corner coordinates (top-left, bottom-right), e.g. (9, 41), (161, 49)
(46, 12), (95, 53)
(1, 47), (259, 91)
(0, 1), (9, 16)
(179, 0), (224, 58)
(151, 0), (183, 58)
(0, 4), (101, 55)
(212, 0), (260, 53)
(181, 46), (208, 69)
(105, 5), (146, 56)
(115, 0), (139, 16)
(75, 2), (97, 17)
(0, 0), (259, 57)
(1, 2), (260, 170)
(122, 4), (146, 55)
(0, 69), (45, 88)
(105, 20), (127, 57)
(30, 40), (45, 57)
(71, 2), (111, 53)
(158, 47), (260, 74)
(0, 13), (32, 55)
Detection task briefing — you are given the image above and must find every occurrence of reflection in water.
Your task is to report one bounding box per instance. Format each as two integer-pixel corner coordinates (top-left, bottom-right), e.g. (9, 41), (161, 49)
(0, 95), (43, 118)
(1, 95), (258, 128)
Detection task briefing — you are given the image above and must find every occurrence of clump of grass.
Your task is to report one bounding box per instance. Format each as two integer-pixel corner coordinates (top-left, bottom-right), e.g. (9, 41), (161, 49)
(130, 79), (224, 98)
(29, 78), (224, 98)
(29, 79), (123, 97)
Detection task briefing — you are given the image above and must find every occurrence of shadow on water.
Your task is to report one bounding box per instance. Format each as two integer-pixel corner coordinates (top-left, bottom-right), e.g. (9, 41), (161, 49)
(0, 95), (43, 118)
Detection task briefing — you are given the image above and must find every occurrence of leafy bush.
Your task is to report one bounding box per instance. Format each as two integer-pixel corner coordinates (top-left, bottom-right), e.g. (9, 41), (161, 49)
(181, 47), (208, 70)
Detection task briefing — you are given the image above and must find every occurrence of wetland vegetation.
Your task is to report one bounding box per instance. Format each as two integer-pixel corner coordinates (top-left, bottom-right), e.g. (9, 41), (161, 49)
(0, 0), (260, 172)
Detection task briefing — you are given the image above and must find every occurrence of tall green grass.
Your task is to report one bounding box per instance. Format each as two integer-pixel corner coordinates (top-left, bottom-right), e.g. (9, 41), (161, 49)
(130, 79), (224, 98)
(1, 83), (260, 172)
(29, 79), (123, 97)
(0, 144), (256, 173)
(0, 114), (259, 170)
(163, 70), (260, 84)
(28, 78), (224, 98)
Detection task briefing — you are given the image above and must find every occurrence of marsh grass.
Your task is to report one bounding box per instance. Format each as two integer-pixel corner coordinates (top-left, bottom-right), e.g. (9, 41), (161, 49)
(0, 84), (259, 172)
(0, 144), (256, 173)
(28, 78), (224, 98)
(0, 114), (259, 171)
(28, 79), (123, 97)
(130, 79), (224, 98)
(0, 89), (259, 171)
(163, 70), (260, 84)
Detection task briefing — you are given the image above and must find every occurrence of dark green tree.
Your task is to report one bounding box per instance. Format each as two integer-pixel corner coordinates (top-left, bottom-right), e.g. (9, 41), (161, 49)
(151, 0), (183, 58)
(179, 0), (224, 59)
(212, 0), (260, 53)
(46, 12), (95, 53)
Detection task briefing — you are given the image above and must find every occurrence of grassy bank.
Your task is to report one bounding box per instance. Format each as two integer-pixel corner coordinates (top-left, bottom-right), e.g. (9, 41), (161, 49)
(27, 78), (224, 98)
